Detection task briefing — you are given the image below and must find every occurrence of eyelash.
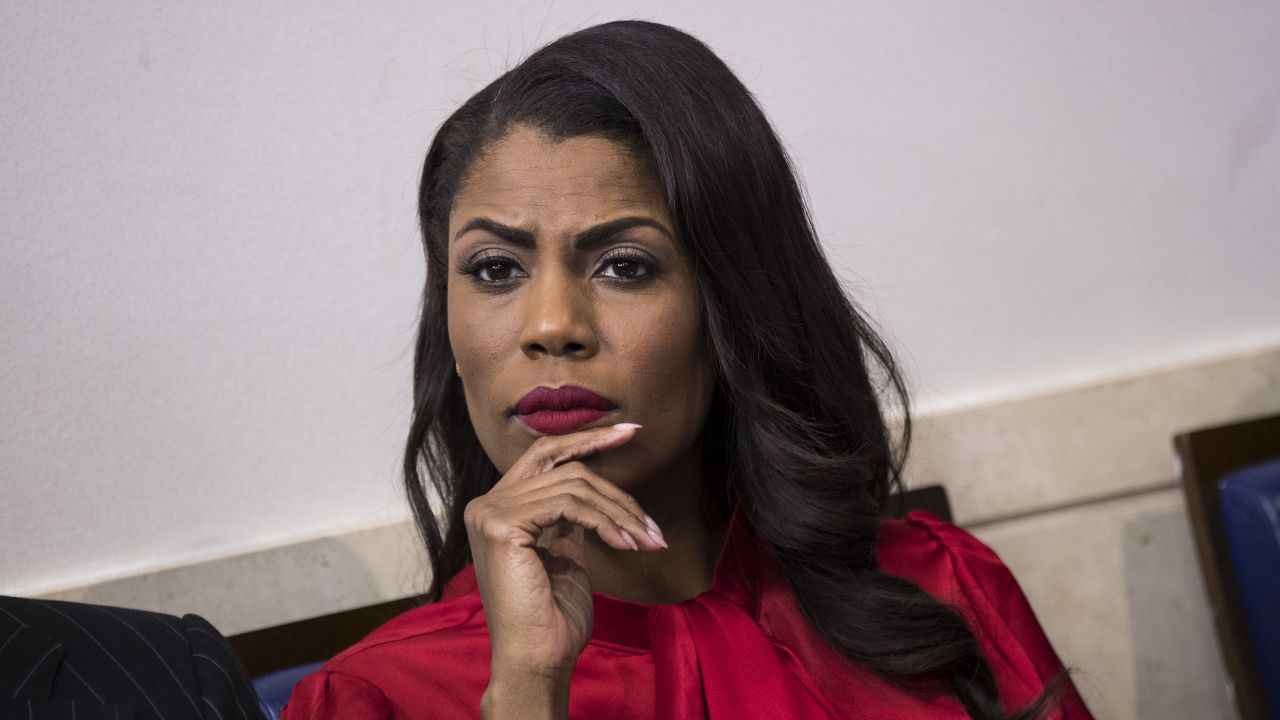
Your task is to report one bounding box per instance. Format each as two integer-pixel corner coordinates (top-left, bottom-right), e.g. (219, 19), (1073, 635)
(455, 251), (660, 288)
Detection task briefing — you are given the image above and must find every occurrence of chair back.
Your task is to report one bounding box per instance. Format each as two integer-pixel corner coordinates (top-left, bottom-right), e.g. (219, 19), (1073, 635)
(1219, 457), (1280, 718)
(882, 484), (953, 523)
(1174, 413), (1280, 720)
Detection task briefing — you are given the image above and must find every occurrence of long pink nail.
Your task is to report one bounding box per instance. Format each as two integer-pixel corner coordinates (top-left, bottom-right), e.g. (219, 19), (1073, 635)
(619, 529), (640, 551)
(644, 516), (668, 549)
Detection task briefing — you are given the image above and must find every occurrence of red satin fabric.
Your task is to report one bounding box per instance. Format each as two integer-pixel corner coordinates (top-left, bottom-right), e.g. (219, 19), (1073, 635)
(282, 511), (1092, 718)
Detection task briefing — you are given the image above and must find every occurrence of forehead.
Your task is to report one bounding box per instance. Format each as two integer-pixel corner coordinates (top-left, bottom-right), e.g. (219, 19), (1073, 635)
(451, 126), (667, 225)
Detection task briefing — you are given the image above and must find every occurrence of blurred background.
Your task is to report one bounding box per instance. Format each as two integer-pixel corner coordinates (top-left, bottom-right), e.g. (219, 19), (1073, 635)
(2, 2), (1278, 718)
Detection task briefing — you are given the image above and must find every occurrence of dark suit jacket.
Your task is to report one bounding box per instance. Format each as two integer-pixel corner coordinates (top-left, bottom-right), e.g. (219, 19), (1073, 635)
(0, 596), (263, 720)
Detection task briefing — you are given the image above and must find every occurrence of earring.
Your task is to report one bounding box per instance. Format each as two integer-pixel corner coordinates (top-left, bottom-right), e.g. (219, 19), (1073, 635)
(455, 362), (462, 377)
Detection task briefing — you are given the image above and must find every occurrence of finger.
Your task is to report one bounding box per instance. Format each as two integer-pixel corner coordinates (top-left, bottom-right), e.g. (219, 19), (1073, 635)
(502, 493), (642, 553)
(538, 520), (589, 569)
(552, 462), (662, 545)
(506, 462), (666, 549)
(507, 475), (664, 551)
(505, 423), (642, 486)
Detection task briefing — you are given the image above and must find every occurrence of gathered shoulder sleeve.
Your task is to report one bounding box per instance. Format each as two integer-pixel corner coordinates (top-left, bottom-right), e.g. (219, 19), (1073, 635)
(878, 511), (1094, 719)
(276, 586), (490, 720)
(281, 668), (393, 720)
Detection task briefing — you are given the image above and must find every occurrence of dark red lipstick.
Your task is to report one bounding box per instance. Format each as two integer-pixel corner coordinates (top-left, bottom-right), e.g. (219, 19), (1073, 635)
(515, 385), (617, 435)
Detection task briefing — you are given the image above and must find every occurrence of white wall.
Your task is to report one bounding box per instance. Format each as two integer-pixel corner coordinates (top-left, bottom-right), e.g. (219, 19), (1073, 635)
(3, 0), (1278, 597)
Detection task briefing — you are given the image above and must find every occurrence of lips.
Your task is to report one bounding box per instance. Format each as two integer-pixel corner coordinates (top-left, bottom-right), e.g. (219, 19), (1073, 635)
(515, 385), (617, 435)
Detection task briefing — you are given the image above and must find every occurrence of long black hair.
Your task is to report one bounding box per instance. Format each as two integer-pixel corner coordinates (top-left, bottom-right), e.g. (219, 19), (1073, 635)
(403, 19), (1064, 720)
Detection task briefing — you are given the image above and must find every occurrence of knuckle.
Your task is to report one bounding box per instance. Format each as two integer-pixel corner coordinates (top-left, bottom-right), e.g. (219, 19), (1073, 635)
(478, 514), (508, 541)
(463, 498), (512, 542)
(527, 436), (555, 463)
(462, 498), (483, 526)
(552, 492), (579, 512)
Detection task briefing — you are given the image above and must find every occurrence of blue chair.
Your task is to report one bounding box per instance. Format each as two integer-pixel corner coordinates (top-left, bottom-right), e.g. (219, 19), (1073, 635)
(1176, 413), (1280, 720)
(254, 660), (327, 719)
(1219, 457), (1280, 719)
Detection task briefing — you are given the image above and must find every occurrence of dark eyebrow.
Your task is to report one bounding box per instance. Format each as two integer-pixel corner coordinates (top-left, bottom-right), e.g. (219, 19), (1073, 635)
(573, 216), (674, 252)
(452, 216), (674, 252)
(453, 218), (536, 248)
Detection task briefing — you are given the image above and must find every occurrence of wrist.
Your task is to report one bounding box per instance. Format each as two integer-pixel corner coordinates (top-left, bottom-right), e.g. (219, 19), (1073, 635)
(482, 668), (571, 720)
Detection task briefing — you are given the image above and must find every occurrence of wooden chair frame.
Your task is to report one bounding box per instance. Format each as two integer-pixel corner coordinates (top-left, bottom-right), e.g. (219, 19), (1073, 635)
(1174, 412), (1280, 720)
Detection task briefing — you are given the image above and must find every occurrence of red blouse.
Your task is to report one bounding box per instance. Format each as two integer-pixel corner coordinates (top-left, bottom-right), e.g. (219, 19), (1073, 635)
(282, 510), (1092, 718)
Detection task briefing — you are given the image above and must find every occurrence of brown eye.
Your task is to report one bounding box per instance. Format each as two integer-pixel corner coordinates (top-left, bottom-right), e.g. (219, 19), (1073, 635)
(457, 253), (526, 287)
(477, 259), (516, 282)
(596, 252), (658, 281)
(606, 258), (641, 279)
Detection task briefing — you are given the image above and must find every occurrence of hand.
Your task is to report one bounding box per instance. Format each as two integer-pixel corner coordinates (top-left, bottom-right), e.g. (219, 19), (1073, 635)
(464, 423), (667, 711)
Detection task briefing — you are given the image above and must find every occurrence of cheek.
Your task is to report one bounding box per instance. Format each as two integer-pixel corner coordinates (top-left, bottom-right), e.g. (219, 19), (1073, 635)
(447, 287), (517, 456)
(447, 286), (510, 369)
(584, 297), (711, 489)
(613, 294), (711, 424)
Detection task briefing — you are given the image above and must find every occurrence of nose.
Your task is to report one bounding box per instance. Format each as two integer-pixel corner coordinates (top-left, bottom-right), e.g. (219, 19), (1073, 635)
(518, 267), (597, 360)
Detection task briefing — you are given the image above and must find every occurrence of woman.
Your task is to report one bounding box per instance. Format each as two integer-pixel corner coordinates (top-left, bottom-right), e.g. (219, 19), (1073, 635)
(283, 20), (1092, 720)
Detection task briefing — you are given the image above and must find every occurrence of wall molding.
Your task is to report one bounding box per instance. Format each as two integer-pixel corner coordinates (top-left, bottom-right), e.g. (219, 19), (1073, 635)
(27, 342), (1280, 636)
(903, 342), (1280, 525)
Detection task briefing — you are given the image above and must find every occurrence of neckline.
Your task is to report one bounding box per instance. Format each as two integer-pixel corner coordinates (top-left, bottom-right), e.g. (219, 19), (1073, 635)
(588, 504), (761, 650)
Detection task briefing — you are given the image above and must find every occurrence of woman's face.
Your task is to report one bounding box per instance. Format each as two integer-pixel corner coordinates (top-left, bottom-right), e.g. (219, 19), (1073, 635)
(446, 125), (714, 490)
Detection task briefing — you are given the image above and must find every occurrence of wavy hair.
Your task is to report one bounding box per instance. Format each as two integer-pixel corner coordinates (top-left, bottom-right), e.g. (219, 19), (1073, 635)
(402, 20), (1064, 720)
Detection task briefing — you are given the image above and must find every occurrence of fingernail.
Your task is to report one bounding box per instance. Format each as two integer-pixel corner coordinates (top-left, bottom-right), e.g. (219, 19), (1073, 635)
(644, 516), (668, 548)
(620, 528), (640, 551)
(611, 423), (642, 432)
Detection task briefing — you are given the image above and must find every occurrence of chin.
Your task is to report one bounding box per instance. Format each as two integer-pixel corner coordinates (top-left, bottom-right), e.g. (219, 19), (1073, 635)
(580, 450), (644, 488)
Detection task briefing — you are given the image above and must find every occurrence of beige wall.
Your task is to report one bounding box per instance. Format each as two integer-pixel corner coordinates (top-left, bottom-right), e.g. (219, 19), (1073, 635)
(975, 489), (1230, 719)
(39, 343), (1280, 719)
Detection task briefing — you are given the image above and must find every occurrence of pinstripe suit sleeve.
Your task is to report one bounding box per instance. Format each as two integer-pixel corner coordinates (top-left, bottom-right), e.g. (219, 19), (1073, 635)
(183, 613), (265, 720)
(0, 596), (264, 720)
